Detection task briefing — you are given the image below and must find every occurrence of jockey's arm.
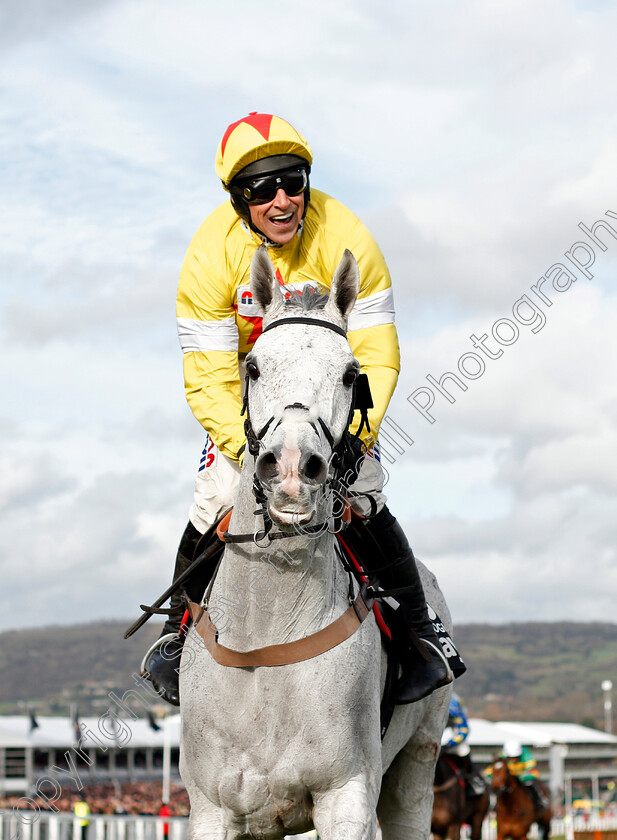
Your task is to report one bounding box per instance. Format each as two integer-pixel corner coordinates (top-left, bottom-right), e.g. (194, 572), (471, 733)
(347, 323), (399, 446)
(177, 244), (245, 463)
(508, 757), (539, 780)
(343, 216), (401, 447)
(518, 747), (539, 778)
(451, 715), (470, 744)
(183, 350), (245, 462)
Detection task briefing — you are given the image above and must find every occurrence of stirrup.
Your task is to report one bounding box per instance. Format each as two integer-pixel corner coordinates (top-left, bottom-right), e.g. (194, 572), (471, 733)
(395, 638), (454, 704)
(419, 638), (454, 685)
(140, 633), (180, 676)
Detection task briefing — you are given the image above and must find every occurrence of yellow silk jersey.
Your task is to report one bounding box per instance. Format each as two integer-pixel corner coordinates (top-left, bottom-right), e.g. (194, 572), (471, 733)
(177, 189), (401, 462)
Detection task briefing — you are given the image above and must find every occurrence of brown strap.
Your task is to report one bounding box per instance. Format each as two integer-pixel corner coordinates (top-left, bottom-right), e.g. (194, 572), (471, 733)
(186, 592), (371, 668)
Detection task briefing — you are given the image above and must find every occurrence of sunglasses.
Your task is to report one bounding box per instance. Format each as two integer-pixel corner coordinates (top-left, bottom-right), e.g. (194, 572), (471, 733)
(231, 168), (308, 205)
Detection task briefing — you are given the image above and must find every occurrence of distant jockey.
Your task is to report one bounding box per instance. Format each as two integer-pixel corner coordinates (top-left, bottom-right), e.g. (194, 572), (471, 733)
(501, 739), (538, 781)
(441, 694), (486, 796)
(442, 693), (470, 754)
(498, 740), (549, 812)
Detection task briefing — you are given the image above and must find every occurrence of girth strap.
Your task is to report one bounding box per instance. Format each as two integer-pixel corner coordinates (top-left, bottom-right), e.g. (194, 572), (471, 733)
(186, 588), (372, 668)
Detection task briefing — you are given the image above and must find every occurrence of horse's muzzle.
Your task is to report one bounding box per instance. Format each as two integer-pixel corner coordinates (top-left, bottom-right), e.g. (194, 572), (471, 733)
(256, 448), (329, 488)
(255, 434), (329, 526)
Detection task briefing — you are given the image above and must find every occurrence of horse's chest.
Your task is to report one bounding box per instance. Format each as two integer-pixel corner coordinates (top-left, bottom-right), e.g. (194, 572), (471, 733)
(182, 635), (379, 781)
(189, 717), (338, 836)
(192, 667), (373, 777)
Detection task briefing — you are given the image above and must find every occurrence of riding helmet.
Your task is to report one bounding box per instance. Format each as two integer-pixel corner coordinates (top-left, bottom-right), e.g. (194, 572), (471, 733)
(215, 112), (313, 230)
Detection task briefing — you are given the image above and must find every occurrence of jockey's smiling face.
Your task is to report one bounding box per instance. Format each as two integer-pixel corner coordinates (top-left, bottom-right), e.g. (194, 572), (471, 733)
(249, 188), (305, 246)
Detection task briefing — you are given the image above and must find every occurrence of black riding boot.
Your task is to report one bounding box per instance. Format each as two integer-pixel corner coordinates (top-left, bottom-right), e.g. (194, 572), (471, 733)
(361, 506), (453, 704)
(524, 781), (546, 814)
(141, 521), (204, 706)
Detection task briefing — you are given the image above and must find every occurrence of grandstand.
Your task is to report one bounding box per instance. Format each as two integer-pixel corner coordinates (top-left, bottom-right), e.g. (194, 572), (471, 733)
(0, 714), (181, 796)
(1, 714), (616, 819)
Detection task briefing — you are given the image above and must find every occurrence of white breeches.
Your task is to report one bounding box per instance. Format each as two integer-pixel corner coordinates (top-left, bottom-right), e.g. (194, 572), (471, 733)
(444, 742), (471, 757)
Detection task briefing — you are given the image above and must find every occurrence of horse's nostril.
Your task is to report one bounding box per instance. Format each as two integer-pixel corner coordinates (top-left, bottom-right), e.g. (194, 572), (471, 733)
(256, 451), (279, 483)
(303, 454), (328, 483)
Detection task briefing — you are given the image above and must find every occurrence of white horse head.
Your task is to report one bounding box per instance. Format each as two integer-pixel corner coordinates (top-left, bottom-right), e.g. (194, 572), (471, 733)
(246, 245), (360, 527)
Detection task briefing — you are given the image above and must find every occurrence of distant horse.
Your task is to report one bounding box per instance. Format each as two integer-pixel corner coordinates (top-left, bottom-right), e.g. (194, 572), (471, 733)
(178, 247), (455, 840)
(432, 752), (490, 840)
(490, 759), (551, 840)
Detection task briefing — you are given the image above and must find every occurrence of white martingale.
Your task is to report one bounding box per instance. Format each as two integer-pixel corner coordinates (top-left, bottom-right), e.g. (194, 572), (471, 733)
(179, 246), (453, 840)
(347, 287), (395, 331)
(177, 315), (239, 352)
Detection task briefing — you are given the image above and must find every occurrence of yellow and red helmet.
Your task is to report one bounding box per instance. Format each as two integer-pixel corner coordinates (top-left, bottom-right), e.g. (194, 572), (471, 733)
(215, 112), (313, 187)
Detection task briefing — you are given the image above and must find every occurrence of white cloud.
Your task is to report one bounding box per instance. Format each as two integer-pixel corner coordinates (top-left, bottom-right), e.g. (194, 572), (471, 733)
(411, 487), (617, 625)
(2, 0), (617, 631)
(0, 0), (119, 47)
(381, 282), (617, 624)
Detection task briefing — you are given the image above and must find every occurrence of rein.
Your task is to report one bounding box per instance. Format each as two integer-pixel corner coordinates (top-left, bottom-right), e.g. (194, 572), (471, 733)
(434, 754), (466, 793)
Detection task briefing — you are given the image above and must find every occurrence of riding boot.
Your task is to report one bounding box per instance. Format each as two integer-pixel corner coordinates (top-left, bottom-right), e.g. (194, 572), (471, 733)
(524, 781), (546, 814)
(141, 521), (204, 706)
(361, 505), (453, 704)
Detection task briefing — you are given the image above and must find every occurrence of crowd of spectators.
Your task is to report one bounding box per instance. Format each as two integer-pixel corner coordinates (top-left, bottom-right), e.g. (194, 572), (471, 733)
(0, 781), (190, 817)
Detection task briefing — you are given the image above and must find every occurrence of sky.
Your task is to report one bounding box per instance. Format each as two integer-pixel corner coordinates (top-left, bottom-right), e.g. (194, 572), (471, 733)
(1, 0), (617, 634)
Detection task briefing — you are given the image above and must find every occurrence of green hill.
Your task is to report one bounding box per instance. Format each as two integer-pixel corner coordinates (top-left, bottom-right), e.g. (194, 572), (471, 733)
(0, 620), (163, 715)
(2, 619), (616, 726)
(453, 622), (617, 726)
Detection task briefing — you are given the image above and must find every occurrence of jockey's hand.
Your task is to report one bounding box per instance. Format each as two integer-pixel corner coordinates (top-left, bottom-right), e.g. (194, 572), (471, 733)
(340, 434), (366, 487)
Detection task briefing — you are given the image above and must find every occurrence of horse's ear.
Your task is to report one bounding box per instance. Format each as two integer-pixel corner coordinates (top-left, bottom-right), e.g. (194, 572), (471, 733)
(250, 245), (284, 315)
(326, 249), (359, 321)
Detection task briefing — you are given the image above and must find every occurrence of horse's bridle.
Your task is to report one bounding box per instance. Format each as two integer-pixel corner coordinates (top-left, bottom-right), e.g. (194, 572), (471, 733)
(242, 316), (353, 457)
(123, 317), (370, 640)
(232, 315), (371, 544)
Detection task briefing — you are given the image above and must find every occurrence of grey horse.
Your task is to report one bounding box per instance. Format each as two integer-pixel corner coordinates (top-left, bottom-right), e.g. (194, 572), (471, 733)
(179, 247), (453, 840)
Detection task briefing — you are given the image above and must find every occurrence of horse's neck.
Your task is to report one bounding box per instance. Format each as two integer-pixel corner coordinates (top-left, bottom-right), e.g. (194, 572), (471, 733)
(502, 774), (522, 803)
(208, 462), (348, 649)
(435, 754), (452, 784)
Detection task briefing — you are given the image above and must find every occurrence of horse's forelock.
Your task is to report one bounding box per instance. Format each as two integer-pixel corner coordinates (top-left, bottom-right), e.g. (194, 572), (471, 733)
(263, 286), (338, 329)
(282, 286), (330, 312)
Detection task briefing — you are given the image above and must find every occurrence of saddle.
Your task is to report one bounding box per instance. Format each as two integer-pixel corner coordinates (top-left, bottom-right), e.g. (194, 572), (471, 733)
(437, 753), (487, 799)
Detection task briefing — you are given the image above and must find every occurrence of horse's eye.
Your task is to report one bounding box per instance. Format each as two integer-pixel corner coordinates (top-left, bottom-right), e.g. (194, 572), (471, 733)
(343, 368), (358, 387)
(247, 362), (260, 381)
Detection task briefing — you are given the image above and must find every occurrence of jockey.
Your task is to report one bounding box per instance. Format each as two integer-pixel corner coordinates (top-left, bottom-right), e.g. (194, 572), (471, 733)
(500, 740), (547, 812)
(443, 693), (470, 753)
(442, 693), (486, 795)
(141, 112), (453, 707)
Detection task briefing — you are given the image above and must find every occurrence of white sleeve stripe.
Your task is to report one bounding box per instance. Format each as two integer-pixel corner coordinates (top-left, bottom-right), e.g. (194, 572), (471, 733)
(177, 316), (239, 352)
(347, 287), (395, 331)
